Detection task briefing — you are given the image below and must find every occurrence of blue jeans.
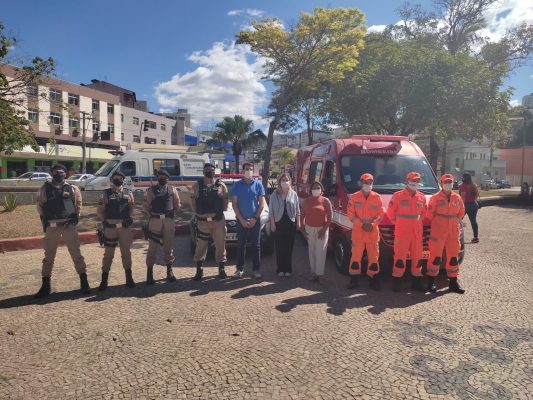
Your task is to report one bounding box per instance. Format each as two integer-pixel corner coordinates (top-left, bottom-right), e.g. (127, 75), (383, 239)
(465, 202), (479, 238)
(236, 220), (261, 271)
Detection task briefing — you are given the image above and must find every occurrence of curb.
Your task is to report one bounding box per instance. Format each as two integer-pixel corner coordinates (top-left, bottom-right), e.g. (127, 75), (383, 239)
(0, 224), (190, 253)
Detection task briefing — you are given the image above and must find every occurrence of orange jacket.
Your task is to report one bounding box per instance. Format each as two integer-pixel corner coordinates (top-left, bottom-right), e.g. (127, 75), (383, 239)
(427, 190), (465, 236)
(347, 190), (384, 242)
(386, 188), (426, 236)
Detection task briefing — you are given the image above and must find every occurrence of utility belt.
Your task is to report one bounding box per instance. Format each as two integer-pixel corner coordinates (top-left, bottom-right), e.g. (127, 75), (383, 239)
(197, 214), (223, 222)
(150, 212), (174, 219)
(104, 220), (124, 228)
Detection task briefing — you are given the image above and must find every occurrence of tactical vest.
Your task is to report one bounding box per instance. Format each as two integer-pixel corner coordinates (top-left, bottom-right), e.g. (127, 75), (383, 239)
(151, 185), (174, 217)
(42, 182), (76, 220)
(104, 188), (131, 220)
(196, 179), (224, 217)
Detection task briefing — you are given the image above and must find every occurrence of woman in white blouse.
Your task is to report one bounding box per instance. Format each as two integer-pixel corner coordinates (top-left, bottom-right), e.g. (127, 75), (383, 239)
(269, 173), (300, 276)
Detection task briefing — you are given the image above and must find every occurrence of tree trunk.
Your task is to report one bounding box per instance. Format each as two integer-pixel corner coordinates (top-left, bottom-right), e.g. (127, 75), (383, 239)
(306, 112), (312, 145)
(429, 131), (440, 172)
(440, 137), (448, 175)
(261, 109), (282, 189)
(233, 142), (241, 174)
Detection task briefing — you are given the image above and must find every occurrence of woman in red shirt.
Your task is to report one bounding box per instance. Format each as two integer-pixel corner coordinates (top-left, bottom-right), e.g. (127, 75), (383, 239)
(300, 181), (332, 284)
(458, 173), (480, 243)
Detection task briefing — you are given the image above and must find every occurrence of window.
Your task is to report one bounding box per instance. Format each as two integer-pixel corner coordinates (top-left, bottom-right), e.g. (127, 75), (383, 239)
(161, 123), (166, 131)
(107, 103), (114, 114)
(133, 135), (140, 143)
(49, 89), (62, 102)
(161, 139), (166, 145)
(178, 116), (185, 121)
(108, 123), (114, 133)
(92, 121), (100, 132)
(308, 161), (323, 184)
(69, 118), (79, 128)
(121, 114), (124, 122)
(133, 117), (139, 125)
(118, 161), (136, 177)
(455, 158), (460, 168)
(322, 160), (337, 192)
(144, 137), (156, 144)
(145, 121), (156, 129)
(92, 100), (99, 111)
(153, 159), (180, 176)
(49, 112), (62, 125)
(121, 132), (124, 141)
(27, 85), (38, 97)
(68, 93), (79, 106)
(28, 110), (38, 123)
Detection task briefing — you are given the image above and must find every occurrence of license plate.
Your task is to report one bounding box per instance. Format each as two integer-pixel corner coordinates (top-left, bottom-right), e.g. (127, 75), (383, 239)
(226, 233), (237, 241)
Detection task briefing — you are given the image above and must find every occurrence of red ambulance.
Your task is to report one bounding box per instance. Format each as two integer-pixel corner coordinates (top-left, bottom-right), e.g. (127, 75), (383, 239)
(294, 135), (465, 273)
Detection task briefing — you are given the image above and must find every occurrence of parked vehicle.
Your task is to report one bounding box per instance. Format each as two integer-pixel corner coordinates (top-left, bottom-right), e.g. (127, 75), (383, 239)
(82, 145), (209, 192)
(189, 178), (274, 256)
(481, 179), (499, 190)
(0, 171), (51, 187)
(66, 173), (94, 189)
(294, 135), (465, 274)
(495, 179), (511, 189)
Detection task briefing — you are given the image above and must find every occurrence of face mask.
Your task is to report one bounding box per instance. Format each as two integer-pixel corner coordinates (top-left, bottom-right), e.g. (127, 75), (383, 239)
(112, 178), (124, 187)
(244, 170), (253, 179)
(52, 173), (65, 183)
(362, 184), (372, 193)
(311, 189), (321, 197)
(158, 178), (168, 185)
(204, 170), (215, 179)
(442, 183), (453, 191)
(408, 181), (419, 190)
(280, 181), (289, 189)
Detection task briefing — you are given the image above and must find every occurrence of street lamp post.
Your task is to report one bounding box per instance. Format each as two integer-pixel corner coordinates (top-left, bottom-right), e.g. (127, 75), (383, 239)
(80, 111), (94, 174)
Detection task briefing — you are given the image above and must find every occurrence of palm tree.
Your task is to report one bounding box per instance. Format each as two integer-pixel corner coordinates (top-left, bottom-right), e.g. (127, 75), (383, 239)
(277, 147), (296, 173)
(210, 115), (265, 173)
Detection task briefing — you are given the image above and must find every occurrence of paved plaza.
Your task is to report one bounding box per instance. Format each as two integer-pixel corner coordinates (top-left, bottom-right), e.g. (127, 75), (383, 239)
(1, 206), (532, 399)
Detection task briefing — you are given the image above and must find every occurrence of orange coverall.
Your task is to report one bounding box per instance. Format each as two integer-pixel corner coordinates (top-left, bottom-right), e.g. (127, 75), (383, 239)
(426, 190), (465, 278)
(347, 190), (384, 276)
(386, 189), (426, 278)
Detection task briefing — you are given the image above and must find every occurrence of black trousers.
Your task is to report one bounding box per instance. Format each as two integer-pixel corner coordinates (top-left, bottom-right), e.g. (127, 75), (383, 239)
(274, 214), (296, 273)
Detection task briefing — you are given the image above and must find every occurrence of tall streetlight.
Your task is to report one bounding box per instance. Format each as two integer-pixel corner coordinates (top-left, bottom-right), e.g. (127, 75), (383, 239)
(80, 111), (94, 174)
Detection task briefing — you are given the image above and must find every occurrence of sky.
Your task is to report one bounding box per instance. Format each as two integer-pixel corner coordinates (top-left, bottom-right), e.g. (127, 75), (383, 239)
(2, 0), (532, 132)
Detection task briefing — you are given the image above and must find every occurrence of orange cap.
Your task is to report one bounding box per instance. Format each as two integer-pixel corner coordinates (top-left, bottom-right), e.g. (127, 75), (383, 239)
(406, 171), (421, 181)
(360, 173), (374, 181)
(441, 174), (454, 183)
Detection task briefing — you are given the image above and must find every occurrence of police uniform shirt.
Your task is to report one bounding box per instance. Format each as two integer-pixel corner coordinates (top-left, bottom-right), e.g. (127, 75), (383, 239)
(37, 182), (82, 220)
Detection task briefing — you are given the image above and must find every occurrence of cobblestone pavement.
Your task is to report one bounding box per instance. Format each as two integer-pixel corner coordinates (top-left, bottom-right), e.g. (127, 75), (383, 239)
(1, 206), (532, 399)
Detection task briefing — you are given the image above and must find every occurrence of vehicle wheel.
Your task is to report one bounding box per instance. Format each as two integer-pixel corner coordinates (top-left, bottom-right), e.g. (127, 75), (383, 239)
(333, 234), (351, 275)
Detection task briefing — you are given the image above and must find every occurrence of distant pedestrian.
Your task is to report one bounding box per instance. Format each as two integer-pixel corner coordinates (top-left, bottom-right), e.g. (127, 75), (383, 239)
(230, 163), (266, 279)
(459, 173), (480, 243)
(269, 173), (300, 277)
(300, 181), (332, 284)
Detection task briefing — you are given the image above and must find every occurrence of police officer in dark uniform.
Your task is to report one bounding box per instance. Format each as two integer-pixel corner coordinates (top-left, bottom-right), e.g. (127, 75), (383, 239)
(143, 169), (181, 284)
(96, 171), (135, 290)
(190, 163), (229, 280)
(35, 164), (89, 298)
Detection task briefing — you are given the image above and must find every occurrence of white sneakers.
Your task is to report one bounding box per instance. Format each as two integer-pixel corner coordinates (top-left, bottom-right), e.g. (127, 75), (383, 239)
(233, 270), (244, 279)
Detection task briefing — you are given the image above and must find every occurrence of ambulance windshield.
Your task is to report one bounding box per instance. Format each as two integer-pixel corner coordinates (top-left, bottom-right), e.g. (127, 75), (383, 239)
(94, 160), (119, 177)
(340, 155), (439, 194)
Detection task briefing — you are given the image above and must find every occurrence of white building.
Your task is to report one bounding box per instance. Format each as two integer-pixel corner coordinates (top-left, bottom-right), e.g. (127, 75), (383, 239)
(522, 93), (533, 111)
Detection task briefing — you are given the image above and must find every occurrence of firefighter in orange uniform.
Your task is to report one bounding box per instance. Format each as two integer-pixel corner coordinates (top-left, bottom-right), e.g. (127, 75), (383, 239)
(426, 174), (466, 294)
(386, 171), (427, 292)
(347, 173), (384, 290)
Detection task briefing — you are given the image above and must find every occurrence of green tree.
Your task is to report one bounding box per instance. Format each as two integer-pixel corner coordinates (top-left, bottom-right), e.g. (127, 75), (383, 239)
(276, 147), (296, 172)
(0, 22), (54, 154)
(209, 115), (265, 173)
(237, 7), (366, 186)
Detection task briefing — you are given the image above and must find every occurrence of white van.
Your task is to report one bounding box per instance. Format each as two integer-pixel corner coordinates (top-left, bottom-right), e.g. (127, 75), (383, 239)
(83, 145), (209, 192)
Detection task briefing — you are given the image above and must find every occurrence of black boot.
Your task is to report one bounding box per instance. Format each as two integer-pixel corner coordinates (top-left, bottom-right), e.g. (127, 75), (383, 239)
(125, 269), (135, 288)
(428, 276), (437, 293)
(146, 266), (155, 285)
(347, 275), (359, 289)
(193, 262), (203, 281)
(392, 277), (403, 292)
(369, 275), (381, 291)
(166, 264), (176, 282)
(34, 277), (51, 299)
(449, 277), (465, 294)
(98, 272), (109, 291)
(79, 273), (91, 294)
(218, 263), (227, 279)
(411, 276), (426, 292)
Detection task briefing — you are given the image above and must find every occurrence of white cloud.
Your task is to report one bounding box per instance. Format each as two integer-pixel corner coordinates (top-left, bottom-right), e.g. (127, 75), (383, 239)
(227, 8), (265, 18)
(481, 0), (533, 41)
(367, 24), (387, 34)
(155, 42), (267, 128)
(510, 99), (521, 107)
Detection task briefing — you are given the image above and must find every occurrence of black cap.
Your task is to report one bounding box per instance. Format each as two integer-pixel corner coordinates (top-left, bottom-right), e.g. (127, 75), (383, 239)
(157, 169), (170, 178)
(51, 164), (67, 172)
(204, 163), (216, 169)
(111, 170), (125, 179)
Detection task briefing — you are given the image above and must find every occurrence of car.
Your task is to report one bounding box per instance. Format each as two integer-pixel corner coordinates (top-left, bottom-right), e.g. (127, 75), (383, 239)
(481, 179), (499, 190)
(495, 179), (511, 189)
(66, 173), (94, 188)
(189, 178), (274, 257)
(0, 172), (51, 186)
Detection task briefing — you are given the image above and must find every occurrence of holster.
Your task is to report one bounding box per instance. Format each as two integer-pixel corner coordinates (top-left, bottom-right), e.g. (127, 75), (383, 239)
(97, 226), (105, 246)
(142, 223), (149, 240)
(40, 216), (49, 233)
